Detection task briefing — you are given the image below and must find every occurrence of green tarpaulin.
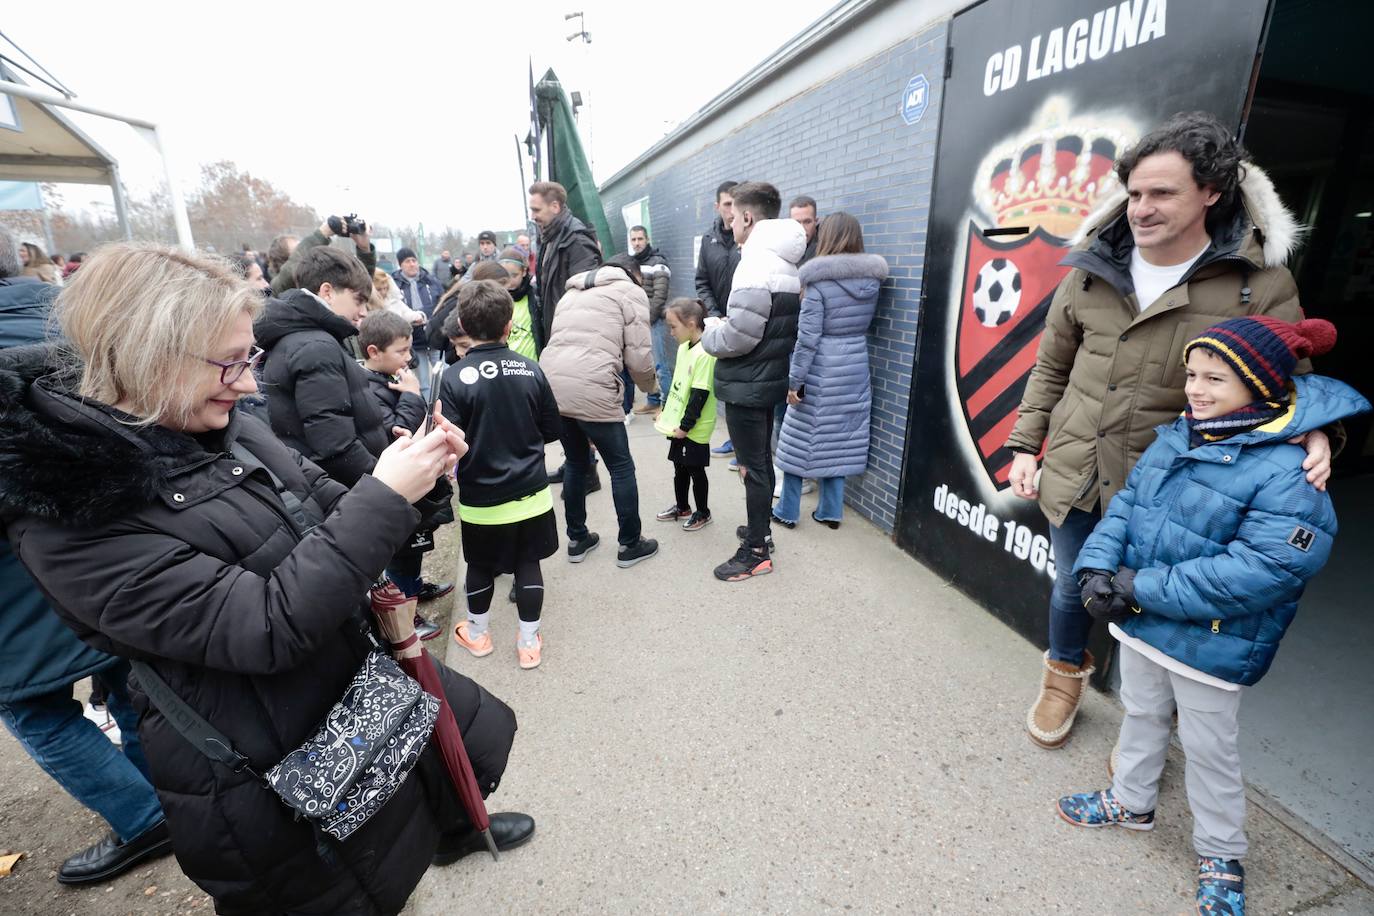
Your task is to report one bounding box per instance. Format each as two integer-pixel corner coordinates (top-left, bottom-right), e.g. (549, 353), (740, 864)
(535, 69), (614, 254)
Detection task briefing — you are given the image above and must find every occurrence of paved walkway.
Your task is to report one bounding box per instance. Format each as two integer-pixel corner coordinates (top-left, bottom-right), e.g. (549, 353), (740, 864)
(1, 415), (1366, 914)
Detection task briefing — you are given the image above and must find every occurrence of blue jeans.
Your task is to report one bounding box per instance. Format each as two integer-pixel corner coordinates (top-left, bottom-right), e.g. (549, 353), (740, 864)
(559, 417), (642, 547)
(0, 660), (163, 843)
(620, 369), (634, 414)
(1047, 506), (1102, 667)
(415, 348), (442, 402)
(649, 320), (674, 407)
(773, 474), (845, 523)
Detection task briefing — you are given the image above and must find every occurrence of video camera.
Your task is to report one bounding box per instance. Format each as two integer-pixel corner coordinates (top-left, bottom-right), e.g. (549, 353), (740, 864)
(327, 213), (368, 236)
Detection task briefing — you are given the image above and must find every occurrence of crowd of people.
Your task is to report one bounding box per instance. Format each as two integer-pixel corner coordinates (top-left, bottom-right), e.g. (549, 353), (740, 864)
(0, 109), (1366, 916)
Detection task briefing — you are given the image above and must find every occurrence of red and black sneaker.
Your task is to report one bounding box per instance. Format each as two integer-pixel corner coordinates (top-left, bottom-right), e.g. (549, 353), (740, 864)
(714, 545), (772, 582)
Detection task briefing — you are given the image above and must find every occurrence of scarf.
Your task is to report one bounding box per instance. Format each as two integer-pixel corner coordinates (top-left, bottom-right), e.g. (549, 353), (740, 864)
(632, 244), (660, 265)
(1186, 394), (1289, 448)
(509, 274), (533, 304)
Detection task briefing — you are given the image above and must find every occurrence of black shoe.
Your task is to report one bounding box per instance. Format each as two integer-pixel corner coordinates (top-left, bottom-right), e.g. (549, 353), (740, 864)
(547, 463), (565, 484)
(811, 510), (840, 530)
(770, 512), (797, 530)
(508, 582), (518, 603)
(735, 525), (776, 553)
(568, 532), (600, 563)
(616, 537), (659, 568)
(432, 812), (536, 866)
(416, 580), (455, 602)
(559, 467), (603, 500)
(58, 821), (173, 886)
(414, 614), (441, 641)
(714, 545), (773, 582)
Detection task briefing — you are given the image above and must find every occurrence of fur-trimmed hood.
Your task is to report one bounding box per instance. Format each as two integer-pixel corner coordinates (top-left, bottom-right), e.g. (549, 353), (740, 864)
(1070, 162), (1302, 268)
(0, 343), (228, 528)
(799, 252), (890, 286)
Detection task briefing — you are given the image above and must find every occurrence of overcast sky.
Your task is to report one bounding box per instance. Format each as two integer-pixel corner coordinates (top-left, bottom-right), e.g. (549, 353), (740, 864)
(8, 0), (837, 237)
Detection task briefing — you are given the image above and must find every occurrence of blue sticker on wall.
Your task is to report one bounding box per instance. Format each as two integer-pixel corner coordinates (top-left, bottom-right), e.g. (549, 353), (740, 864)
(901, 74), (930, 125)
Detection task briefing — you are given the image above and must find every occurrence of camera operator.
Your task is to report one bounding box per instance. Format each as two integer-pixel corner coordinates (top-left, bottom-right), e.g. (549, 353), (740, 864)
(270, 213), (376, 296)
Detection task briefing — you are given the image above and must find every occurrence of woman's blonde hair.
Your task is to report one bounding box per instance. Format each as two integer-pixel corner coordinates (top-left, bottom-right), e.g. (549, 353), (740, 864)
(53, 242), (264, 428)
(372, 267), (393, 295)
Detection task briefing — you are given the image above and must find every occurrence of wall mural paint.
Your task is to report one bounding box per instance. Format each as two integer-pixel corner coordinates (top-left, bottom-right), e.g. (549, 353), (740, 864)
(895, 0), (1270, 649)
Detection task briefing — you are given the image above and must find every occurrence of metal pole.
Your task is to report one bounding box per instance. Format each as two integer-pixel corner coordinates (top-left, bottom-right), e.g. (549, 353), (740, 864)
(149, 126), (194, 250)
(514, 134), (529, 225)
(108, 163), (132, 241)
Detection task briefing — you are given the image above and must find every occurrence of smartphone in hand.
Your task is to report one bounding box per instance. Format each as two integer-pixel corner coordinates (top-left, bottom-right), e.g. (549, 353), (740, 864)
(422, 363), (444, 434)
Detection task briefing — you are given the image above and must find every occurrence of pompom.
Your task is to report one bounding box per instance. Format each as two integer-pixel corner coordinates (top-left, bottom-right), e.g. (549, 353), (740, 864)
(1295, 318), (1337, 358)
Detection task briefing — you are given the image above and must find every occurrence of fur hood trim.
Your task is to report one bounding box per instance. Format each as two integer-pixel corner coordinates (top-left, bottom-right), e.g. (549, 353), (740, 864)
(0, 344), (216, 527)
(799, 253), (890, 285)
(1069, 162), (1302, 267)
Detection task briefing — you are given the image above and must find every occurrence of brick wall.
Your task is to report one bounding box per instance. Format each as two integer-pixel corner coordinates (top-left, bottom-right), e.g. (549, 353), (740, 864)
(600, 20), (947, 533)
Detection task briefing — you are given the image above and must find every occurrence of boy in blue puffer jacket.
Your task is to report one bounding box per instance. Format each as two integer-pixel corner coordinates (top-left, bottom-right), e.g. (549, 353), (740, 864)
(1054, 316), (1369, 916)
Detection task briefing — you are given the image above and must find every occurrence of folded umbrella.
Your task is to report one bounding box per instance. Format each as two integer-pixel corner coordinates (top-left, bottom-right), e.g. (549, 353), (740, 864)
(371, 580), (499, 860)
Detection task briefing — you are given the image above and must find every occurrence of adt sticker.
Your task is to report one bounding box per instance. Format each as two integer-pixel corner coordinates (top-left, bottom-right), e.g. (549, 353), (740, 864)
(901, 74), (930, 125)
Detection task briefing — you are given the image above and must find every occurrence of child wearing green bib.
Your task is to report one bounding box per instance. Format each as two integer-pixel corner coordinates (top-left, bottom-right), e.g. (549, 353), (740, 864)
(654, 298), (717, 531)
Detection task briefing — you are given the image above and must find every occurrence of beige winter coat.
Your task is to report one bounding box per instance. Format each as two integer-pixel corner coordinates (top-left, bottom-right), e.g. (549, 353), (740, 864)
(540, 266), (657, 423)
(1007, 164), (1310, 526)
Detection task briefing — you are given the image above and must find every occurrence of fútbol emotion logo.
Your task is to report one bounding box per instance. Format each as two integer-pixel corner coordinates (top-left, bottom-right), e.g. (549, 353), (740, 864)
(479, 361), (499, 379)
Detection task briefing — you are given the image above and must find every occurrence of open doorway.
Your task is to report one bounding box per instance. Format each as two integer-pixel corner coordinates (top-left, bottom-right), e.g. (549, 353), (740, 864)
(1240, 0), (1374, 876)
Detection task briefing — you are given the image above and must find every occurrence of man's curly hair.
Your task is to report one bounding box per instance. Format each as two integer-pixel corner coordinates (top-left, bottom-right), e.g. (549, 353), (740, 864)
(1115, 111), (1248, 230)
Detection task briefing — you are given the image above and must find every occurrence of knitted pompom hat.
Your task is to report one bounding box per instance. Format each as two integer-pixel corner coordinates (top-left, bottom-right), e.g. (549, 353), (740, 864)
(1185, 316), (1337, 399)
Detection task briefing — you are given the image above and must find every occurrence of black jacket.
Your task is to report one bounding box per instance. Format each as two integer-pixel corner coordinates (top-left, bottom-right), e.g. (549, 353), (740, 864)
(536, 212), (601, 344)
(694, 216), (740, 319)
(392, 267), (447, 351)
(361, 365), (428, 434)
(438, 343), (561, 507)
(256, 290), (389, 487)
(0, 346), (516, 914)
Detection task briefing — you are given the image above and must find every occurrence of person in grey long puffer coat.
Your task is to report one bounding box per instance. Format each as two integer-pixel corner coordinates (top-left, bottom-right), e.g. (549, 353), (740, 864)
(773, 213), (888, 527)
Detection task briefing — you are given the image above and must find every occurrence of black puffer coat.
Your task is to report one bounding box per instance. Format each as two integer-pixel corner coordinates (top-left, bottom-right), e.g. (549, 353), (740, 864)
(694, 216), (740, 319)
(0, 345), (516, 915)
(535, 211), (601, 344)
(256, 290), (388, 487)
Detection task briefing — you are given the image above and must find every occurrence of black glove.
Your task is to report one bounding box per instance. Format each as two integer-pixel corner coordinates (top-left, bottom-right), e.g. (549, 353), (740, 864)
(1078, 568), (1117, 620)
(1112, 567), (1140, 615)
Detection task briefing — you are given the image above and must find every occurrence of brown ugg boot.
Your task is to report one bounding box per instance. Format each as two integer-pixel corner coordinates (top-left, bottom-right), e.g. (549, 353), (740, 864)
(1026, 650), (1096, 749)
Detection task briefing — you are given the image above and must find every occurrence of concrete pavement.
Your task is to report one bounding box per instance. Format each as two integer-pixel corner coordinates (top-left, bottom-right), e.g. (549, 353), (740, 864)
(405, 415), (1365, 914)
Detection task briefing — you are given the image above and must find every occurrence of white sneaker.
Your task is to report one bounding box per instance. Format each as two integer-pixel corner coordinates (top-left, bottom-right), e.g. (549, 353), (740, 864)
(83, 702), (122, 746)
(801, 479), (817, 495)
(773, 465), (784, 499)
(623, 412), (634, 426)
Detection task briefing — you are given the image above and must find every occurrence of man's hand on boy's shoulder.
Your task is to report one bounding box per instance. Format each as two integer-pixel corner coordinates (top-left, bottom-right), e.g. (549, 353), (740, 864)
(1288, 428), (1332, 491)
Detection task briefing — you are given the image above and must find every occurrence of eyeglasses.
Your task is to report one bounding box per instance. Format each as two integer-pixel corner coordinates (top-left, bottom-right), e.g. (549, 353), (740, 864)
(204, 346), (264, 385)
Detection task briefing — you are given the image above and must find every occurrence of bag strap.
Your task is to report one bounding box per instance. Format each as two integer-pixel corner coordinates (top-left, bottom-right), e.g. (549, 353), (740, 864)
(129, 659), (262, 781)
(229, 441), (322, 537)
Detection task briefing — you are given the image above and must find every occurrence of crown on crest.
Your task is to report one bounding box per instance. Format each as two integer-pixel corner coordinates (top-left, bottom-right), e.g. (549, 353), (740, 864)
(973, 97), (1138, 239)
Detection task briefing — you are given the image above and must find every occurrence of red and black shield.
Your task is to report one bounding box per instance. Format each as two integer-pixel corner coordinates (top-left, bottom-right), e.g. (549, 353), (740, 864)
(955, 222), (1071, 489)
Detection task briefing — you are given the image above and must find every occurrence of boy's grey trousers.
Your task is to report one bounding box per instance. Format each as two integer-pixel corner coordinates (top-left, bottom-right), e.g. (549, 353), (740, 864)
(1112, 642), (1247, 860)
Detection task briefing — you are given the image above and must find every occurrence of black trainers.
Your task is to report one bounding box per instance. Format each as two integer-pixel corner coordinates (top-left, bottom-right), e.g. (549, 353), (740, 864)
(682, 511), (712, 531)
(414, 614), (441, 641)
(656, 504), (691, 522)
(416, 580), (454, 602)
(568, 532), (600, 563)
(547, 463), (564, 484)
(714, 545), (773, 582)
(616, 537), (659, 568)
(559, 466), (603, 499)
(735, 525), (776, 553)
(770, 512), (797, 530)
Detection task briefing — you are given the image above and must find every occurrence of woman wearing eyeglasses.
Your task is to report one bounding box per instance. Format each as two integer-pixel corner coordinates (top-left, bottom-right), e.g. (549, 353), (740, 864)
(0, 243), (529, 915)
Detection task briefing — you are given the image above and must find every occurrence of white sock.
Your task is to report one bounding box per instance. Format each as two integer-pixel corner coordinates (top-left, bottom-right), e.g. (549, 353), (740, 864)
(518, 618), (541, 647)
(466, 611), (490, 639)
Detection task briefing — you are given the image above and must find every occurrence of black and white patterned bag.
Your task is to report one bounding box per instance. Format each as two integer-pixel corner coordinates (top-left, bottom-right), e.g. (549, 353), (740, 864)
(266, 652), (440, 840)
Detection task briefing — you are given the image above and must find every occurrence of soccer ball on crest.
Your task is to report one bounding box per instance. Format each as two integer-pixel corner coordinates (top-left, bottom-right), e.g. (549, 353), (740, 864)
(972, 257), (1022, 328)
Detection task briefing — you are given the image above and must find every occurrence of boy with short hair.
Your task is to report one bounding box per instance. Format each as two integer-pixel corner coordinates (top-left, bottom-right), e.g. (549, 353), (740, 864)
(442, 281), (562, 669)
(356, 308), (449, 640)
(1056, 316), (1369, 915)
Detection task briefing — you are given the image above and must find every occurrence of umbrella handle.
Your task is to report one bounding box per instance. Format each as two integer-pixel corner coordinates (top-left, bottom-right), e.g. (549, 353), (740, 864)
(483, 827), (500, 862)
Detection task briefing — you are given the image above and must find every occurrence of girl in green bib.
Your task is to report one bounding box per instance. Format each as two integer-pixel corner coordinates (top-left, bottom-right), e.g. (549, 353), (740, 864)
(654, 298), (717, 531)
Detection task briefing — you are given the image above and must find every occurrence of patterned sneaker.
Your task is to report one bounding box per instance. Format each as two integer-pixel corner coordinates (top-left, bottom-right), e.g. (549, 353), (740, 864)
(1197, 857), (1245, 915)
(453, 621), (494, 658)
(517, 634), (543, 670)
(1056, 788), (1154, 831)
(414, 614), (442, 641)
(682, 511), (712, 531)
(714, 545), (773, 582)
(656, 504), (691, 522)
(770, 512), (797, 530)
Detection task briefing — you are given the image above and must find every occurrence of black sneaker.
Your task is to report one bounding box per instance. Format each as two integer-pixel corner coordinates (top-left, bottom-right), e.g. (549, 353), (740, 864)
(770, 512), (797, 530)
(508, 582), (518, 603)
(682, 511), (712, 531)
(559, 466), (603, 499)
(414, 614), (441, 641)
(547, 463), (564, 484)
(616, 537), (659, 568)
(568, 532), (600, 563)
(416, 580), (454, 602)
(714, 545), (773, 582)
(735, 525), (776, 553)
